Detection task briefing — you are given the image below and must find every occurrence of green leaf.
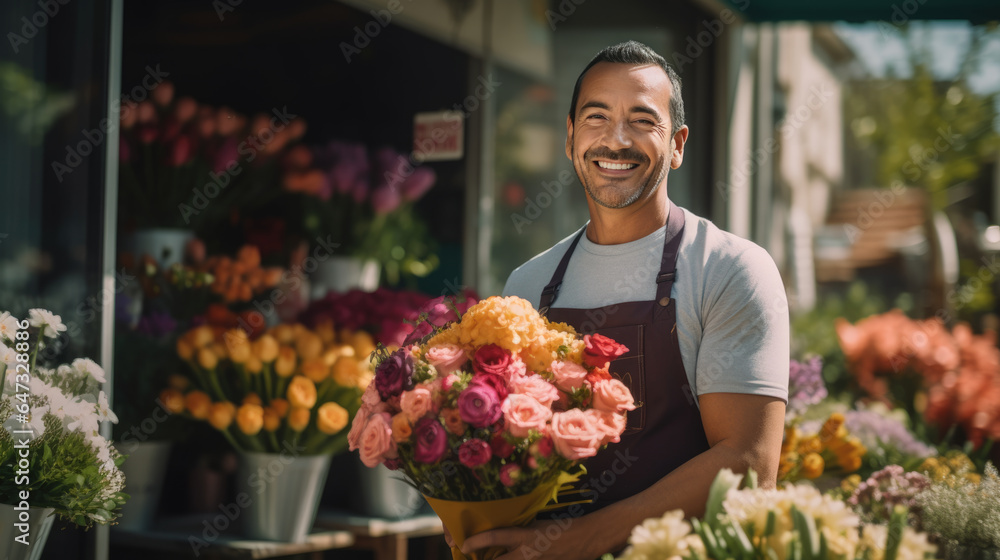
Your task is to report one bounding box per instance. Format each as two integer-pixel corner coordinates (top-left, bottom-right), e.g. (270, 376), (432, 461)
(791, 506), (820, 560)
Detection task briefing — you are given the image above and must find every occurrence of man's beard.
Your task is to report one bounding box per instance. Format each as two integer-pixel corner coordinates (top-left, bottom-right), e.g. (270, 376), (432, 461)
(574, 142), (669, 209)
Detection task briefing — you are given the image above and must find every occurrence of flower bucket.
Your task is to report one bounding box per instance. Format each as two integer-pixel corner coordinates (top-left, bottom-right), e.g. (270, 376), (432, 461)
(310, 257), (380, 300)
(125, 228), (195, 268)
(114, 440), (172, 530)
(0, 504), (56, 560)
(236, 452), (332, 543)
(350, 462), (424, 519)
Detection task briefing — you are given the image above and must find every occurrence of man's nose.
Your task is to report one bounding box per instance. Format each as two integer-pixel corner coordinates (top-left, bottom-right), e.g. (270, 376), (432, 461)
(601, 119), (633, 151)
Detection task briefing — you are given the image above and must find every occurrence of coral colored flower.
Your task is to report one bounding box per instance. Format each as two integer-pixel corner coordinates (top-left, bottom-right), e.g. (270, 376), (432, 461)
(550, 360), (589, 391)
(391, 413), (412, 443)
(474, 344), (512, 377)
(458, 383), (502, 428)
(509, 373), (559, 408)
(441, 408), (466, 436)
(586, 408), (627, 445)
(413, 417), (448, 464)
(549, 409), (602, 460)
(591, 378), (636, 413)
(458, 438), (492, 468)
(400, 384), (436, 422)
(425, 344), (467, 375)
(502, 394), (552, 438)
(359, 412), (397, 467)
(583, 333), (629, 368)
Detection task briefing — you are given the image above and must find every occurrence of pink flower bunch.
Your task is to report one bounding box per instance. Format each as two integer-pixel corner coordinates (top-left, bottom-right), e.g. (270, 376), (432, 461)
(299, 288), (479, 347)
(348, 296), (635, 501)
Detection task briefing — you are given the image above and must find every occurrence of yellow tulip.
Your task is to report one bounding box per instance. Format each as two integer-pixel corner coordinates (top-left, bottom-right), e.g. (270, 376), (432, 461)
(270, 397), (290, 418)
(245, 356), (263, 374)
(190, 325), (215, 348)
(224, 329), (251, 364)
(296, 331), (323, 361)
(269, 324), (296, 345)
(317, 402), (349, 435)
(208, 402), (236, 430)
(159, 388), (185, 414)
(196, 347), (218, 370)
(288, 406), (311, 431)
(275, 346), (296, 377)
(315, 321), (336, 345)
(287, 376), (317, 409)
(349, 331), (376, 359)
(801, 452), (825, 479)
(185, 390), (212, 419)
(301, 359), (330, 384)
(236, 403), (264, 436)
(331, 356), (362, 387)
(252, 334), (279, 363)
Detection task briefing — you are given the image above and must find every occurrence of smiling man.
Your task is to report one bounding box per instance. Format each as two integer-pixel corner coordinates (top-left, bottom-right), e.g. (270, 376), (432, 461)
(461, 41), (790, 559)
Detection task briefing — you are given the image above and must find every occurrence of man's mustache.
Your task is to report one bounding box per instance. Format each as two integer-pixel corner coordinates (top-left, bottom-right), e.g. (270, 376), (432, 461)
(583, 147), (649, 163)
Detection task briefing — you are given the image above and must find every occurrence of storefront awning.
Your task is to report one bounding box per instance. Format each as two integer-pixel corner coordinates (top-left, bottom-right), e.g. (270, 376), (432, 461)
(719, 0), (1000, 22)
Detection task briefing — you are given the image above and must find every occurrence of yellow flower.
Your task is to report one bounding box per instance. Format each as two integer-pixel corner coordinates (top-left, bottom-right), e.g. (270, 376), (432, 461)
(782, 426), (800, 454)
(224, 329), (251, 363)
(262, 408), (281, 432)
(245, 356), (263, 374)
(176, 337), (194, 361)
(208, 402), (236, 430)
(159, 388), (185, 414)
(287, 375), (317, 409)
(269, 324), (296, 345)
(270, 397), (290, 418)
(801, 452), (825, 479)
(197, 347), (218, 370)
(185, 390), (212, 419)
(236, 403), (264, 436)
(797, 435), (822, 455)
(296, 331), (323, 361)
(820, 413), (846, 442)
(349, 330), (376, 360)
(837, 454), (862, 473)
(391, 412), (412, 443)
(242, 393), (262, 406)
(841, 474), (862, 495)
(288, 406), (311, 431)
(275, 346), (296, 377)
(317, 402), (349, 435)
(190, 325), (215, 348)
(332, 356), (362, 387)
(301, 358), (329, 384)
(252, 334), (279, 363)
(315, 321), (336, 345)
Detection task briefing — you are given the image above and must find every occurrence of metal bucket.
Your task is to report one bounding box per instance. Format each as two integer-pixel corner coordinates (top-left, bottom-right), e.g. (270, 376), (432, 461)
(236, 452), (332, 542)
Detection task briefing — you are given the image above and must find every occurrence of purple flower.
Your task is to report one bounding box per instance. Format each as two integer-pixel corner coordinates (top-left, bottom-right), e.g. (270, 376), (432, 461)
(457, 382), (502, 428)
(844, 409), (937, 459)
(848, 465), (932, 523)
(413, 417), (448, 464)
(787, 357), (828, 418)
(374, 348), (414, 400)
(136, 311), (178, 338)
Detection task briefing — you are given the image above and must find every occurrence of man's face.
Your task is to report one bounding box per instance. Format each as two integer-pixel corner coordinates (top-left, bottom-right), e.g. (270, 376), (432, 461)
(566, 62), (687, 209)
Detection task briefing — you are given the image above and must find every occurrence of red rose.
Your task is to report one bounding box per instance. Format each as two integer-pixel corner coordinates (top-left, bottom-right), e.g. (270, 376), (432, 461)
(474, 344), (512, 377)
(583, 334), (629, 368)
(472, 372), (509, 401)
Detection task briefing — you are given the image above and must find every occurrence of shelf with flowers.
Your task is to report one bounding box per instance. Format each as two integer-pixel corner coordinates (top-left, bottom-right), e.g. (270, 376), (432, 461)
(280, 141), (440, 291)
(1, 310), (127, 560)
(160, 319), (369, 542)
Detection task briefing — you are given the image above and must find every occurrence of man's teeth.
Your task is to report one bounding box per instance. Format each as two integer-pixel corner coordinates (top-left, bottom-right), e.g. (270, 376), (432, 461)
(597, 161), (638, 170)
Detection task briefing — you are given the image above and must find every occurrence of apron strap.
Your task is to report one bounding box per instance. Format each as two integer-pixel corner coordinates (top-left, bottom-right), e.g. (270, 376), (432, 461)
(539, 203), (686, 313)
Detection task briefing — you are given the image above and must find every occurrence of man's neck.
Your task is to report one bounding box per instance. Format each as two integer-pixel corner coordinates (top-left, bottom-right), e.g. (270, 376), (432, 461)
(585, 191), (671, 245)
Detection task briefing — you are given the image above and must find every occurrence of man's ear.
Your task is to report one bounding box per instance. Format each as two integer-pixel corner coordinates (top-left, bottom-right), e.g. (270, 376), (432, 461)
(565, 114), (574, 161)
(671, 125), (689, 169)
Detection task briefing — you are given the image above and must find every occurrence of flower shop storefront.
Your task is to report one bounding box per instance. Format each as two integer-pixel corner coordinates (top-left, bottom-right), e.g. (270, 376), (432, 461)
(4, 0), (1000, 559)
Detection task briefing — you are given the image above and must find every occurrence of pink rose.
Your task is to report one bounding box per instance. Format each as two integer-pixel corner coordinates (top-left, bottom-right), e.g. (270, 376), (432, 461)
(359, 412), (397, 467)
(347, 407), (369, 451)
(550, 360), (589, 391)
(591, 379), (636, 413)
(425, 344), (468, 375)
(458, 438), (492, 468)
(362, 382), (382, 407)
(400, 384), (436, 422)
(502, 394), (553, 438)
(441, 373), (461, 393)
(500, 463), (522, 487)
(507, 356), (527, 379)
(509, 373), (559, 408)
(586, 408), (627, 445)
(549, 410), (602, 461)
(457, 382), (502, 428)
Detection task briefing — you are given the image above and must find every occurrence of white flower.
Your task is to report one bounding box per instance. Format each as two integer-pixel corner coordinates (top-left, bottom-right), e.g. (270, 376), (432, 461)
(96, 392), (118, 424)
(72, 358), (106, 384)
(1, 345), (18, 372)
(860, 524), (937, 560)
(619, 510), (695, 560)
(28, 309), (67, 339)
(0, 312), (19, 344)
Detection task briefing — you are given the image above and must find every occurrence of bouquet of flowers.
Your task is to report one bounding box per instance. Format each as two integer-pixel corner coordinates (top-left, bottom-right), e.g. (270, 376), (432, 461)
(162, 320), (368, 455)
(348, 295), (635, 559)
(0, 310), (127, 528)
(611, 468), (937, 560)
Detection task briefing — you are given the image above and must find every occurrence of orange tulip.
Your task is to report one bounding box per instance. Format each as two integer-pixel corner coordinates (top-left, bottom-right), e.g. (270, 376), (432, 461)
(159, 388), (185, 414)
(275, 346), (297, 377)
(301, 359), (330, 384)
(270, 398), (290, 418)
(224, 329), (251, 363)
(176, 337), (194, 361)
(236, 403), (264, 436)
(167, 374), (190, 391)
(317, 402), (350, 435)
(288, 406), (311, 431)
(296, 332), (323, 362)
(237, 245), (261, 268)
(190, 325), (215, 348)
(262, 408), (281, 432)
(332, 356), (362, 387)
(197, 347), (218, 370)
(243, 393), (262, 406)
(253, 334), (279, 363)
(270, 324), (296, 345)
(287, 376), (317, 409)
(208, 402), (236, 430)
(245, 356), (263, 374)
(185, 390), (212, 419)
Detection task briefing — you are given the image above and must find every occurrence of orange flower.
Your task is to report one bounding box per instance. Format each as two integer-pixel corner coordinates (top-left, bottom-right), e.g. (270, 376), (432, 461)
(269, 324), (296, 345)
(317, 402), (350, 435)
(315, 322), (336, 345)
(253, 334), (279, 363)
(197, 347), (218, 370)
(301, 359), (330, 384)
(287, 376), (317, 409)
(349, 331), (376, 359)
(242, 393), (262, 406)
(237, 245), (261, 268)
(176, 337), (194, 361)
(801, 452), (824, 479)
(224, 329), (251, 363)
(391, 412), (412, 442)
(781, 426), (800, 454)
(797, 435), (822, 455)
(208, 402), (236, 430)
(820, 413), (846, 442)
(296, 331), (323, 362)
(159, 389), (185, 414)
(245, 356), (263, 374)
(236, 403), (264, 436)
(288, 406), (311, 431)
(837, 454), (862, 473)
(441, 408), (466, 436)
(270, 398), (290, 418)
(332, 356), (362, 387)
(275, 346), (297, 377)
(167, 374), (189, 390)
(262, 408), (281, 432)
(190, 325), (215, 348)
(185, 390), (212, 419)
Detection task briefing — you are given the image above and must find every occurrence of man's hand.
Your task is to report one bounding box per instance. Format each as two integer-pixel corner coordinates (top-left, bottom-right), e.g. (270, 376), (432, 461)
(461, 519), (594, 560)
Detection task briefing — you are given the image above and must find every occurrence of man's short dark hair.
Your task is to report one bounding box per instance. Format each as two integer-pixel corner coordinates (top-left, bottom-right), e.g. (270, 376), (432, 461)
(569, 40), (685, 135)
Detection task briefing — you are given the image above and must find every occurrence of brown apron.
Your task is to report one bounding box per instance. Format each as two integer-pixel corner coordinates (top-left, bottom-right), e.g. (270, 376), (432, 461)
(539, 202), (710, 514)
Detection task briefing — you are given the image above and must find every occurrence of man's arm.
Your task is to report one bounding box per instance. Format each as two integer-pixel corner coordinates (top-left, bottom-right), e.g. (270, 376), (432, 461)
(460, 392), (786, 560)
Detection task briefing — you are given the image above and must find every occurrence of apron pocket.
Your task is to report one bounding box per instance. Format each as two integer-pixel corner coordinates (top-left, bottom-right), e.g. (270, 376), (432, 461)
(595, 323), (645, 433)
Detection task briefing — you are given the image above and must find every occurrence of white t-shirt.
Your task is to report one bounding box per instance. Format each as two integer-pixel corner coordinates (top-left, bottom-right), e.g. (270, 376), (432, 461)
(502, 206), (789, 405)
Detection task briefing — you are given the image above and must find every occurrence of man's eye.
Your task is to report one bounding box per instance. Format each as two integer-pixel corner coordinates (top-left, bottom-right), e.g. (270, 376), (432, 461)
(635, 119), (654, 125)
(586, 114), (606, 120)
